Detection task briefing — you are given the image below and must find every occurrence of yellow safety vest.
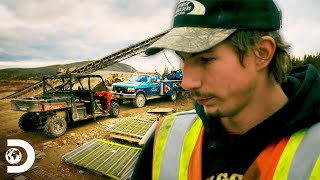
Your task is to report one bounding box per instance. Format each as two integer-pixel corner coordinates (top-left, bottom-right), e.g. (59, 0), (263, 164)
(152, 110), (320, 180)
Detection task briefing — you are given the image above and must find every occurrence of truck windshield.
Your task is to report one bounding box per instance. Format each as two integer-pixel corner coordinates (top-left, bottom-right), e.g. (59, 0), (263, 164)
(129, 75), (149, 82)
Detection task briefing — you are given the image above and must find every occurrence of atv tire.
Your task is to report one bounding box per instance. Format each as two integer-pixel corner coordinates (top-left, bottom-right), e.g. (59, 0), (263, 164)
(44, 115), (67, 138)
(19, 113), (38, 132)
(109, 101), (120, 117)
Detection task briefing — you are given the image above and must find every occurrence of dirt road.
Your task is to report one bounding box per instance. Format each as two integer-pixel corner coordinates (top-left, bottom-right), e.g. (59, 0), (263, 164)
(0, 92), (194, 180)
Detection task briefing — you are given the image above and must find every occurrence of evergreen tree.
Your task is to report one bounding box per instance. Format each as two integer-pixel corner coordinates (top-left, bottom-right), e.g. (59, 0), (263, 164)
(291, 53), (320, 72)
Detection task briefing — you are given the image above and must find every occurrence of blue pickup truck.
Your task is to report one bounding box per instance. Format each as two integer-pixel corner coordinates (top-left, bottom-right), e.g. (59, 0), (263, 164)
(112, 71), (184, 107)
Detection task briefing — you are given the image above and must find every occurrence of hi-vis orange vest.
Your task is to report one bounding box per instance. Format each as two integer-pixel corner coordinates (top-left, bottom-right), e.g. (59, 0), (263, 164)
(152, 110), (320, 180)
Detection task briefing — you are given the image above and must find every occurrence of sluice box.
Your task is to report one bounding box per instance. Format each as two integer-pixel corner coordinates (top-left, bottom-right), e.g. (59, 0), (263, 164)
(63, 139), (141, 180)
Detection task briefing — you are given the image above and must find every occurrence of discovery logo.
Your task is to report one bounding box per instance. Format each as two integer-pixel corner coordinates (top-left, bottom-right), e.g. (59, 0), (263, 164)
(4, 139), (35, 173)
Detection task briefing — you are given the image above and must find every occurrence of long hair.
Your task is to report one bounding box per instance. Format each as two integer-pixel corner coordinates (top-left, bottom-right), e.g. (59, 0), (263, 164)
(226, 30), (292, 84)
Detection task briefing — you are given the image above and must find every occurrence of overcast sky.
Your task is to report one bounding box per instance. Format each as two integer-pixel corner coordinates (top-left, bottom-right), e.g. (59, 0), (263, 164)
(0, 0), (319, 72)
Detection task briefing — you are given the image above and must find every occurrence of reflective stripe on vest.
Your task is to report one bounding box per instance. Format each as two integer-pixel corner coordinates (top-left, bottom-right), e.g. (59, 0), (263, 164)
(153, 110), (202, 180)
(153, 109), (320, 180)
(273, 122), (320, 180)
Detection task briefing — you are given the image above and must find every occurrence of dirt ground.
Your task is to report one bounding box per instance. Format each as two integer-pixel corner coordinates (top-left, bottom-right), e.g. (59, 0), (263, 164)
(0, 84), (195, 180)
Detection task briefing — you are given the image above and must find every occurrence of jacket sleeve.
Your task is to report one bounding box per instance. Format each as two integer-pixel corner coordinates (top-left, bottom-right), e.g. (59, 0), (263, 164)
(131, 130), (155, 180)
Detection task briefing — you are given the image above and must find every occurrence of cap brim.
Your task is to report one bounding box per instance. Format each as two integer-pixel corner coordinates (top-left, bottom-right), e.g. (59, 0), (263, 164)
(145, 27), (236, 56)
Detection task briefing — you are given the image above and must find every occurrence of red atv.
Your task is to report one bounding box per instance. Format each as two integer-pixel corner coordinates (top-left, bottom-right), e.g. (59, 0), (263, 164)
(11, 73), (120, 138)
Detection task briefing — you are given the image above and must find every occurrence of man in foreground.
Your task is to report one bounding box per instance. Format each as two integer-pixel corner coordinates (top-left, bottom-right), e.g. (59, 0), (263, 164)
(132, 0), (320, 179)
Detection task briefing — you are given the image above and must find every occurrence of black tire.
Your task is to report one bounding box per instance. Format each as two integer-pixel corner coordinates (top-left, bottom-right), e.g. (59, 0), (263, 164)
(133, 93), (146, 108)
(44, 115), (67, 138)
(115, 79), (121, 83)
(109, 101), (120, 117)
(170, 90), (177, 101)
(18, 113), (38, 132)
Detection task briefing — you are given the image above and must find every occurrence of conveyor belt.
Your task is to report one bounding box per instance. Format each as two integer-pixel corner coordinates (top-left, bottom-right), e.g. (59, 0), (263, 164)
(2, 30), (169, 99)
(63, 139), (141, 180)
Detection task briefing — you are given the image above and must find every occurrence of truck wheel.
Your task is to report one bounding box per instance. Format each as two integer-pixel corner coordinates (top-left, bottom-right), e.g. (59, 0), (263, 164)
(44, 115), (67, 138)
(18, 113), (38, 132)
(109, 101), (120, 117)
(133, 93), (146, 108)
(170, 90), (177, 101)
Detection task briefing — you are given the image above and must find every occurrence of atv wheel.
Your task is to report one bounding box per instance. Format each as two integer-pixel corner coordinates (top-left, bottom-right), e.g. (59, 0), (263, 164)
(44, 115), (67, 138)
(19, 113), (38, 132)
(170, 90), (177, 101)
(109, 101), (120, 117)
(133, 93), (146, 108)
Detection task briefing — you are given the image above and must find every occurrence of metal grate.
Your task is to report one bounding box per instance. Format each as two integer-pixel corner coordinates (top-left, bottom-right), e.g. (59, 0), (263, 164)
(63, 139), (141, 180)
(106, 119), (154, 140)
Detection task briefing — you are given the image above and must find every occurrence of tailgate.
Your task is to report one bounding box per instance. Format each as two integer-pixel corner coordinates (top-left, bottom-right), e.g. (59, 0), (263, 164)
(11, 96), (71, 112)
(11, 98), (45, 112)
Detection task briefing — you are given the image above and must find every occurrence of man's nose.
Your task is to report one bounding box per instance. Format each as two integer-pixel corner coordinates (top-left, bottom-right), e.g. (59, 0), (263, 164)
(181, 62), (201, 90)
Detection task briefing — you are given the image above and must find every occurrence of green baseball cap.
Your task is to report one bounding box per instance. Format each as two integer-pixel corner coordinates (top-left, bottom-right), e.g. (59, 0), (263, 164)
(145, 0), (281, 56)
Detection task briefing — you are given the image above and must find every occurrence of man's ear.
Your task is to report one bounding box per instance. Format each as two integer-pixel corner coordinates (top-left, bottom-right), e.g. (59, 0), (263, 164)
(254, 36), (276, 71)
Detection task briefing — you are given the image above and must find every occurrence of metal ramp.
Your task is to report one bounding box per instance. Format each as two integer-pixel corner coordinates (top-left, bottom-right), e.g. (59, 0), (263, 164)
(63, 139), (141, 180)
(106, 118), (155, 143)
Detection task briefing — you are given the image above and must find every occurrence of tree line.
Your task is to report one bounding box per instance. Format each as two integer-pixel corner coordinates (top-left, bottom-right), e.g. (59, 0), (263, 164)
(292, 53), (320, 72)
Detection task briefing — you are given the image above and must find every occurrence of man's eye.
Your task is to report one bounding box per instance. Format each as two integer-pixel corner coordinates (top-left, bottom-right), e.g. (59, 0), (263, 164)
(200, 57), (215, 63)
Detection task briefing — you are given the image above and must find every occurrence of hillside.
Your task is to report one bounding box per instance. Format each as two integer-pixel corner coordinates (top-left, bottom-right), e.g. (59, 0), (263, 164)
(0, 61), (137, 80)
